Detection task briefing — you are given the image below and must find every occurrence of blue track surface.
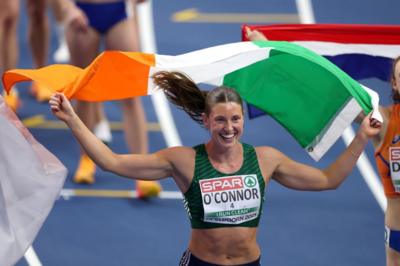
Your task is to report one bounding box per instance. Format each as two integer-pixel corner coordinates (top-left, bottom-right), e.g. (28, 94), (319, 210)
(12, 0), (400, 265)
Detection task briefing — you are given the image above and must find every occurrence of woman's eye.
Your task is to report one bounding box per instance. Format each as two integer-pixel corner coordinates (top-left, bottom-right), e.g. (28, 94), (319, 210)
(232, 116), (241, 122)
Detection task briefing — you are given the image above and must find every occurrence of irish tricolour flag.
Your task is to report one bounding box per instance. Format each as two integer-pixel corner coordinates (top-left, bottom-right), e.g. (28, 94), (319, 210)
(2, 40), (380, 160)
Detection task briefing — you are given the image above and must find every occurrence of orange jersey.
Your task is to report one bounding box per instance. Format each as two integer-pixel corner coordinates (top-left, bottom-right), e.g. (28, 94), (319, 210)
(375, 104), (400, 197)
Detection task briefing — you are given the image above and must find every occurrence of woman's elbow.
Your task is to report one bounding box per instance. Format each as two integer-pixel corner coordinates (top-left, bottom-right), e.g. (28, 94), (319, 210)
(320, 170), (345, 190)
(325, 178), (344, 190)
(98, 154), (120, 173)
(326, 183), (340, 190)
(98, 163), (109, 172)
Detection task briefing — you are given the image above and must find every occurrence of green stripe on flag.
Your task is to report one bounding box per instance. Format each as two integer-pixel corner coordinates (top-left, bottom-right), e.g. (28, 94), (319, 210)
(223, 41), (372, 149)
(254, 41), (373, 114)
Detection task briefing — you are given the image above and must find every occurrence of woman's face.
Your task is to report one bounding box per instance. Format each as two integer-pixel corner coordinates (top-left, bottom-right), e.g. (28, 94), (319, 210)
(392, 60), (400, 93)
(203, 102), (244, 148)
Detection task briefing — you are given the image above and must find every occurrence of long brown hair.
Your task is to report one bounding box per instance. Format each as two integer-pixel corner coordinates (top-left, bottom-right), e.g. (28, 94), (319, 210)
(391, 56), (400, 103)
(152, 71), (243, 125)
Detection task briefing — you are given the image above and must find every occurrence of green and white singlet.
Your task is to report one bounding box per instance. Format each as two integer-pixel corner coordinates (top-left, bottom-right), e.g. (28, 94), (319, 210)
(183, 143), (266, 229)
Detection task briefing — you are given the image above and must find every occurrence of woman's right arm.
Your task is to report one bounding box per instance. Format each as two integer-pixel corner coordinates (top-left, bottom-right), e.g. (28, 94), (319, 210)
(49, 93), (173, 180)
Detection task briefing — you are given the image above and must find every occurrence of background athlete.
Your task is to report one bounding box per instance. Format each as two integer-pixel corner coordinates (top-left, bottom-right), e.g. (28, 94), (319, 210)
(358, 57), (400, 266)
(53, 0), (160, 197)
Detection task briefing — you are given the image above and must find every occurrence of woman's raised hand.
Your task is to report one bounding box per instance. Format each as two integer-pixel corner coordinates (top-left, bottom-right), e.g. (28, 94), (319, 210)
(49, 92), (76, 123)
(359, 113), (382, 140)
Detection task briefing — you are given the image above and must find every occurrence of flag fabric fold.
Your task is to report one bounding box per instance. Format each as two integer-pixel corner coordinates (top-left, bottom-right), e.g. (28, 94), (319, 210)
(2, 40), (380, 160)
(0, 95), (67, 266)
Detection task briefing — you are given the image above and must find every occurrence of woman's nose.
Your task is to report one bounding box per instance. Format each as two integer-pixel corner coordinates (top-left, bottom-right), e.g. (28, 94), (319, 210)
(224, 121), (233, 131)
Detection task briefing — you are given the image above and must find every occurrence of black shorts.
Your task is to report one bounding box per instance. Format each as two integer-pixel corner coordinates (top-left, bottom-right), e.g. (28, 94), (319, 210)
(179, 249), (261, 266)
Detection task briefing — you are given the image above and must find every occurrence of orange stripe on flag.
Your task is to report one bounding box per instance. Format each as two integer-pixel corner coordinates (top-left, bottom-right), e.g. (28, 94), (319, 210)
(2, 52), (155, 101)
(3, 64), (82, 95)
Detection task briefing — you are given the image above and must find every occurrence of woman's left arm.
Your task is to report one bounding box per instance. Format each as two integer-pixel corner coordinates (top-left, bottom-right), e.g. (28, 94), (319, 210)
(270, 115), (381, 191)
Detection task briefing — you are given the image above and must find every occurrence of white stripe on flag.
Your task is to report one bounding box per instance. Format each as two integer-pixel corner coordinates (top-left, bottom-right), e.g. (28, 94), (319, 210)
(148, 43), (271, 94)
(308, 98), (361, 161)
(154, 42), (262, 68)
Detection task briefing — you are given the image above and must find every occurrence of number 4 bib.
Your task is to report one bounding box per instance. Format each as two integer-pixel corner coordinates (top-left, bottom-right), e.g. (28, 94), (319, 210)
(199, 174), (261, 224)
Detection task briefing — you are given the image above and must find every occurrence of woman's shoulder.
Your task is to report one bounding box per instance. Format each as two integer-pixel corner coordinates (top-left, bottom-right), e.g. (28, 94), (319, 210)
(163, 146), (196, 156)
(157, 146), (196, 191)
(159, 146), (197, 164)
(160, 146), (196, 169)
(254, 146), (287, 178)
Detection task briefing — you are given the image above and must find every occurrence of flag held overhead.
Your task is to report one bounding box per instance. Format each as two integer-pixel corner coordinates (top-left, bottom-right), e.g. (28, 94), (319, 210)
(2, 40), (380, 160)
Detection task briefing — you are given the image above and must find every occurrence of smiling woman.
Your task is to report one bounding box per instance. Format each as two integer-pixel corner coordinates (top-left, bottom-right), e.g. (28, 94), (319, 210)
(48, 69), (381, 265)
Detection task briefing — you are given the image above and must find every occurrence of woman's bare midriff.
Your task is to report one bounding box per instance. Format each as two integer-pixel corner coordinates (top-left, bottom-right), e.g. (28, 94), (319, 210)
(386, 197), (400, 229)
(189, 227), (260, 265)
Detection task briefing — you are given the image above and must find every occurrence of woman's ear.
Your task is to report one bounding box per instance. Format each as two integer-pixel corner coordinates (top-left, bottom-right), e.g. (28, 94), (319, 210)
(202, 113), (209, 129)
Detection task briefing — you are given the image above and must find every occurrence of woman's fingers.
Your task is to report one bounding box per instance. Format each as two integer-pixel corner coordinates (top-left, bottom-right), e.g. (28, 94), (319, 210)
(49, 93), (63, 113)
(370, 118), (382, 128)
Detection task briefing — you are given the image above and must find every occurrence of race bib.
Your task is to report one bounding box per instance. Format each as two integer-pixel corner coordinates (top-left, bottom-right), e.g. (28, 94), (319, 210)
(199, 174), (261, 224)
(389, 147), (400, 193)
